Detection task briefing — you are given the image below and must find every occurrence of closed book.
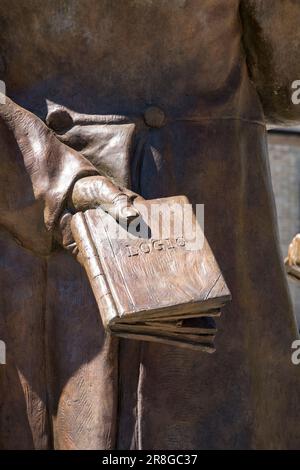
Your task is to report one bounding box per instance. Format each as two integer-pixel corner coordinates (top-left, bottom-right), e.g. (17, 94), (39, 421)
(71, 195), (231, 352)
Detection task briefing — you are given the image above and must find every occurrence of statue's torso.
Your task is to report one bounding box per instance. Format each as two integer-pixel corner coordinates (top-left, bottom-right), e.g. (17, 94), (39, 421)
(0, 0), (261, 119)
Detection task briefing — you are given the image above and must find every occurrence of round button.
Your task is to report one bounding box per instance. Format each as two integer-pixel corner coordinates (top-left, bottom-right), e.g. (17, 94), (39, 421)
(143, 106), (166, 128)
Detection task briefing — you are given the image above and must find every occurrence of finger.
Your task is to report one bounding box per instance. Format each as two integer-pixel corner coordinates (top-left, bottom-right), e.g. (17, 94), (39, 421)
(72, 176), (121, 210)
(54, 210), (75, 248)
(109, 193), (140, 224)
(72, 176), (140, 222)
(121, 187), (144, 202)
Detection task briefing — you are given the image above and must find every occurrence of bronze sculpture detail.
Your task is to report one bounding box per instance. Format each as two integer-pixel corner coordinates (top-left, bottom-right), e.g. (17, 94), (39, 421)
(0, 0), (300, 450)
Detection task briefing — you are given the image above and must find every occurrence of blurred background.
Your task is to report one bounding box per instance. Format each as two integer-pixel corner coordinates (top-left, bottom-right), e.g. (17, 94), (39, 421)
(268, 127), (300, 329)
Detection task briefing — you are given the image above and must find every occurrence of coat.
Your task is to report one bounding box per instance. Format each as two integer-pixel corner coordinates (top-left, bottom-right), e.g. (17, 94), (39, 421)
(1, 0), (300, 449)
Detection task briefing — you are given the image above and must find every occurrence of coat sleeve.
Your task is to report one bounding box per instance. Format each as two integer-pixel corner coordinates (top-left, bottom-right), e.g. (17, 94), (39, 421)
(0, 96), (98, 255)
(240, 0), (300, 124)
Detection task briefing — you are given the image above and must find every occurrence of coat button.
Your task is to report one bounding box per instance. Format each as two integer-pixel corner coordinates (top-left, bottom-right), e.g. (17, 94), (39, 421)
(143, 106), (166, 128)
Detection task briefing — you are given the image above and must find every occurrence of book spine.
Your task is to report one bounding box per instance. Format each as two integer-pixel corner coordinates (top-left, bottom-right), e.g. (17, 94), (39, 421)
(71, 211), (118, 329)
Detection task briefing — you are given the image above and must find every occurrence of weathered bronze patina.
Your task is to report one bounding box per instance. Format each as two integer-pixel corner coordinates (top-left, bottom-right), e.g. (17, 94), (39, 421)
(0, 0), (300, 449)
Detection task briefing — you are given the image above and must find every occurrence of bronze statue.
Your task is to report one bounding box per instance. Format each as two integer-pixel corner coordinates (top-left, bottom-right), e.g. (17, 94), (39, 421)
(286, 234), (300, 281)
(0, 0), (300, 449)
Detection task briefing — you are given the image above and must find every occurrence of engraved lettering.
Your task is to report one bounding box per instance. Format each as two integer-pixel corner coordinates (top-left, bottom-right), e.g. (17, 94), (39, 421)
(153, 240), (164, 250)
(127, 237), (187, 257)
(165, 238), (175, 249)
(140, 242), (151, 253)
(127, 244), (139, 257)
(176, 237), (185, 247)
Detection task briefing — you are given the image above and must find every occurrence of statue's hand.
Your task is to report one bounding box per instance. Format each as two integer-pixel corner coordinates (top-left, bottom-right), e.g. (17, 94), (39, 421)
(56, 175), (140, 256)
(287, 234), (300, 266)
(71, 175), (139, 223)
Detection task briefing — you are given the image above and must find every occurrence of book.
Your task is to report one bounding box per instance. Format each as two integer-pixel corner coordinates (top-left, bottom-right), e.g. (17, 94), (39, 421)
(71, 195), (231, 352)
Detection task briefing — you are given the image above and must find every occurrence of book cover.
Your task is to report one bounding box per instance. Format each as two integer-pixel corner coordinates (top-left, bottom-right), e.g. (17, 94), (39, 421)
(71, 195), (231, 351)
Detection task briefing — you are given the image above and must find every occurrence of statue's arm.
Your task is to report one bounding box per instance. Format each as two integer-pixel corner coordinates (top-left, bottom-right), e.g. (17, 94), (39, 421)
(0, 96), (138, 254)
(0, 96), (97, 234)
(240, 0), (300, 124)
